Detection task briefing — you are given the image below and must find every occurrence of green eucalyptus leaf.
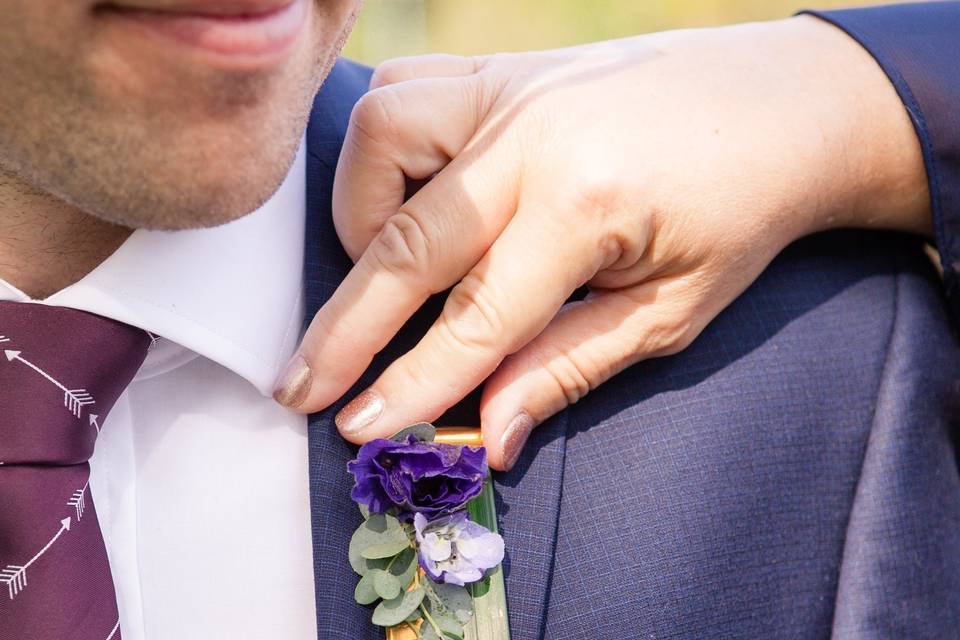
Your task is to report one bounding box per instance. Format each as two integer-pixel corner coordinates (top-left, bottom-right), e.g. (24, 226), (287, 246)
(371, 586), (425, 626)
(429, 582), (473, 626)
(420, 624), (464, 640)
(351, 514), (411, 565)
(349, 522), (375, 575)
(421, 579), (441, 611)
(354, 573), (380, 605)
(420, 610), (465, 640)
(354, 556), (389, 578)
(360, 537), (410, 560)
(358, 503), (370, 519)
(436, 612), (464, 634)
(371, 569), (402, 600)
(420, 625), (440, 640)
(389, 547), (418, 589)
(389, 422), (436, 443)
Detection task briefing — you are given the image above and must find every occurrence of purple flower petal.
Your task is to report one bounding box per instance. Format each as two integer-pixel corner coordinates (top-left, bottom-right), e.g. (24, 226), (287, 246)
(413, 512), (504, 585)
(347, 438), (487, 518)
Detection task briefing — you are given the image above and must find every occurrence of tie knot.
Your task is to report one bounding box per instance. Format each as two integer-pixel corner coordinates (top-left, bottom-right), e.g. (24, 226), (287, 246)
(0, 301), (151, 465)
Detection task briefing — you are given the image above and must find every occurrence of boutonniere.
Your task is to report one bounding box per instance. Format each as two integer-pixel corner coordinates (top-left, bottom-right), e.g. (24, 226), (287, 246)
(347, 423), (509, 640)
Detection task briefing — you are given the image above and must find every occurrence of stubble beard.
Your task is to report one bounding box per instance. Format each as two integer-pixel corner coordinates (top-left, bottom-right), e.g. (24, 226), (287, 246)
(0, 5), (357, 232)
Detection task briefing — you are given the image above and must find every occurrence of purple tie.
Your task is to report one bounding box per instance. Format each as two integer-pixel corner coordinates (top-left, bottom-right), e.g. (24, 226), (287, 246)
(0, 301), (150, 640)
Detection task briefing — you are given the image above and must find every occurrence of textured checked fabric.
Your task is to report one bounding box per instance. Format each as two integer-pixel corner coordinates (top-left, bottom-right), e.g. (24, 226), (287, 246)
(0, 301), (150, 640)
(305, 60), (960, 639)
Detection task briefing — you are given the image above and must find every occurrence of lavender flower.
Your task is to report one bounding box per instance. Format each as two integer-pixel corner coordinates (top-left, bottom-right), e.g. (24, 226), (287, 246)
(347, 437), (486, 520)
(414, 512), (505, 586)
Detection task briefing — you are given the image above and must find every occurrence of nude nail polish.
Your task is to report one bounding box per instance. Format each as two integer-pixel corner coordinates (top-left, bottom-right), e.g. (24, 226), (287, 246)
(501, 411), (536, 471)
(273, 354), (312, 408)
(336, 389), (385, 435)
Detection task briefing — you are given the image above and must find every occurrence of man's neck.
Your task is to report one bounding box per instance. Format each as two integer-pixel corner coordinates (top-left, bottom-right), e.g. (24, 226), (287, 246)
(0, 169), (132, 300)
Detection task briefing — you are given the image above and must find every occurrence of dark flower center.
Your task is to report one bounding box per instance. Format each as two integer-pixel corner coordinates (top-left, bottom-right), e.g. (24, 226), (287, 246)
(413, 476), (448, 504)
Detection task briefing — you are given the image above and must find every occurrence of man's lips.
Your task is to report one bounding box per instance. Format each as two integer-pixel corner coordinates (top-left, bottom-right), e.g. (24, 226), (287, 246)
(98, 0), (308, 63)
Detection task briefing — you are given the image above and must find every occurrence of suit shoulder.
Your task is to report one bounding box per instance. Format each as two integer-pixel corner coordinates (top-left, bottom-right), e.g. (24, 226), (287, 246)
(306, 57), (373, 148)
(330, 58), (375, 87)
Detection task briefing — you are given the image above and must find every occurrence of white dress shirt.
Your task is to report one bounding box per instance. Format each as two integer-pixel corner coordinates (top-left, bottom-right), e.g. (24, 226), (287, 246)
(0, 142), (318, 639)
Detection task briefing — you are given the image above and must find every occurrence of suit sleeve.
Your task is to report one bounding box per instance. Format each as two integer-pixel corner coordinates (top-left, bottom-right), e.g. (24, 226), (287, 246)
(799, 2), (960, 318)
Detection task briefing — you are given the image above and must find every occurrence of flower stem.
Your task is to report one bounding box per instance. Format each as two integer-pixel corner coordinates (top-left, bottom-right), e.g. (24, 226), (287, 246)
(403, 620), (421, 639)
(385, 552), (401, 571)
(419, 603), (444, 639)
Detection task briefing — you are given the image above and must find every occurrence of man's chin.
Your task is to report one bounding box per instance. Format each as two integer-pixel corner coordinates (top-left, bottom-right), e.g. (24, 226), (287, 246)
(60, 151), (291, 231)
(98, 178), (290, 231)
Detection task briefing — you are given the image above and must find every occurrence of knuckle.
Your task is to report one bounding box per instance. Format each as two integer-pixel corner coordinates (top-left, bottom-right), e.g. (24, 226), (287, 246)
(542, 352), (593, 406)
(369, 59), (410, 89)
(639, 316), (699, 358)
(314, 310), (365, 358)
(368, 211), (432, 276)
(440, 274), (507, 353)
(480, 52), (511, 71)
(453, 53), (488, 74)
(349, 88), (402, 146)
(615, 288), (703, 358)
(395, 354), (445, 400)
(658, 321), (699, 355)
(567, 174), (623, 219)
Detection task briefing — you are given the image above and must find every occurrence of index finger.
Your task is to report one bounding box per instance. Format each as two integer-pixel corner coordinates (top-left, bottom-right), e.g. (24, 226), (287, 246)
(274, 138), (518, 413)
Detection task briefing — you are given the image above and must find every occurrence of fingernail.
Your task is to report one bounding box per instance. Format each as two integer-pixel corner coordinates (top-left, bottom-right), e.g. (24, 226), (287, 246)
(336, 389), (385, 435)
(501, 411), (536, 471)
(273, 354), (312, 408)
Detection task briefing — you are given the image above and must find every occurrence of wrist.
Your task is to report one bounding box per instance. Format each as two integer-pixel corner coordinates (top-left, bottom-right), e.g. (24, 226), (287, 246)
(787, 15), (931, 239)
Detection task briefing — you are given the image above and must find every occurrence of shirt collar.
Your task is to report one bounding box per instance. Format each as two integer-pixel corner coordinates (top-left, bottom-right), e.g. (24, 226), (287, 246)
(0, 139), (307, 398)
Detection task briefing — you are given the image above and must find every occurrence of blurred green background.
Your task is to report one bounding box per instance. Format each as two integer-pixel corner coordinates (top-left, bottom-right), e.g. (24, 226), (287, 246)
(343, 0), (898, 65)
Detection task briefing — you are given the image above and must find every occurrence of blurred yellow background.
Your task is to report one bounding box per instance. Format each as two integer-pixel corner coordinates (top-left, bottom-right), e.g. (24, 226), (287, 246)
(343, 0), (899, 65)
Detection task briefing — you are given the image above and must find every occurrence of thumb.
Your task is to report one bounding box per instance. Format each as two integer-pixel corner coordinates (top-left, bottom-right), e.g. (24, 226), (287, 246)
(479, 281), (703, 471)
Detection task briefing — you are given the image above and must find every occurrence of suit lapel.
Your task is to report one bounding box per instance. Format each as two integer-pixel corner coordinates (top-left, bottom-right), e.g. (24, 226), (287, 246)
(302, 59), (568, 640)
(303, 59), (378, 638)
(493, 411), (569, 639)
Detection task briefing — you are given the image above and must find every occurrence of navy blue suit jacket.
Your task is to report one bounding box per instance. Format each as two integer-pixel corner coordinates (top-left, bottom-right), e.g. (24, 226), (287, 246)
(302, 3), (960, 637)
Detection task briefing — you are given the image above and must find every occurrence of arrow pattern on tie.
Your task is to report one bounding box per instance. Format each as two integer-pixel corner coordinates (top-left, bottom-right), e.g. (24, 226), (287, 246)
(4, 349), (96, 418)
(64, 389), (95, 419)
(0, 304), (154, 637)
(68, 481), (90, 521)
(0, 518), (72, 600)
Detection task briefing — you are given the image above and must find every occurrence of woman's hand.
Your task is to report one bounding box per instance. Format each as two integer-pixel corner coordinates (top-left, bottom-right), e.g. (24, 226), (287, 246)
(274, 15), (929, 470)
